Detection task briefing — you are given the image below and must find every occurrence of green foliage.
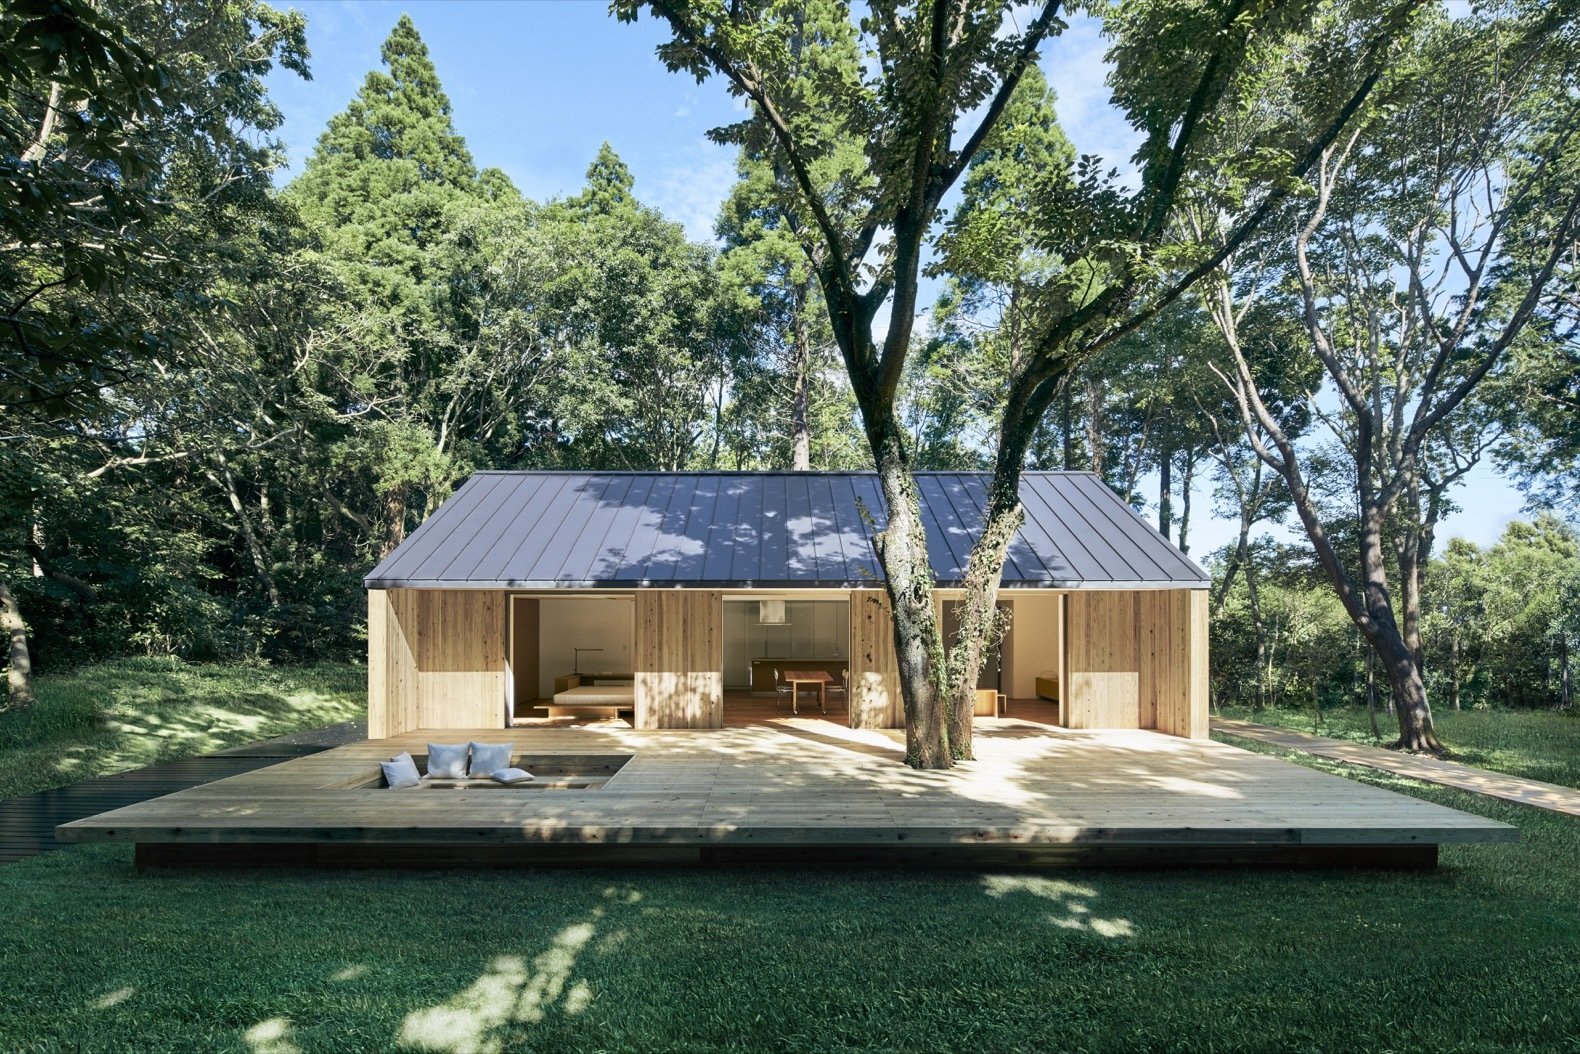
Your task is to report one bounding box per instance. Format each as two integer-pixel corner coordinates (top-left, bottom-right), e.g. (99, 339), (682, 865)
(0, 9), (802, 676)
(1422, 518), (1580, 710)
(0, 659), (363, 798)
(1211, 518), (1580, 715)
(0, 0), (307, 416)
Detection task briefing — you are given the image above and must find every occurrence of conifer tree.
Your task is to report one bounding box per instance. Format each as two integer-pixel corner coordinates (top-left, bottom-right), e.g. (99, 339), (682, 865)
(285, 16), (492, 553)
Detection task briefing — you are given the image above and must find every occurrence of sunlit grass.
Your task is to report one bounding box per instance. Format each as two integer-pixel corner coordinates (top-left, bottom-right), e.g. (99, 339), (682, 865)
(0, 658), (365, 799)
(0, 772), (1575, 1053)
(1217, 703), (1580, 789)
(0, 664), (1575, 1050)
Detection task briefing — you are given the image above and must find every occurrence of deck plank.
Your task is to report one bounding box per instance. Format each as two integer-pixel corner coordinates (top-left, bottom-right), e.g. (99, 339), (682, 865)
(56, 722), (1516, 865)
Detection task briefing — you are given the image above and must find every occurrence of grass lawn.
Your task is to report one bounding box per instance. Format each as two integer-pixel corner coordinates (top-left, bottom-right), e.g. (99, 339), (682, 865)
(0, 659), (365, 799)
(0, 755), (1575, 1052)
(1218, 703), (1580, 789)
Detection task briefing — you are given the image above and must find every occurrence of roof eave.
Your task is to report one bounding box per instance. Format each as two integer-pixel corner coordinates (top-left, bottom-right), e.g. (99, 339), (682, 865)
(362, 577), (1211, 591)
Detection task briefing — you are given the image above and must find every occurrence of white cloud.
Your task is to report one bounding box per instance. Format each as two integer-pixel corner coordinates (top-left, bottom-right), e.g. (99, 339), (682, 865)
(1041, 13), (1143, 187)
(645, 145), (738, 243)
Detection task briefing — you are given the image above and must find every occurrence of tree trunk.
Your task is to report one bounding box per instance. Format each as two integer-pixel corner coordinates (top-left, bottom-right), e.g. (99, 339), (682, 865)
(1554, 638), (1568, 708)
(1450, 633), (1462, 711)
(1358, 518), (1442, 752)
(789, 300), (812, 471)
(1060, 382), (1075, 470)
(1364, 635), (1383, 738)
(1158, 443), (1173, 541)
(1245, 542), (1266, 710)
(1378, 630), (1440, 751)
(21, 81), (63, 163)
(1085, 377), (1105, 477)
(942, 474), (1023, 761)
(869, 445), (949, 768)
(1, 576), (35, 710)
(214, 454), (280, 607)
(382, 486), (408, 559)
(1177, 452), (1194, 555)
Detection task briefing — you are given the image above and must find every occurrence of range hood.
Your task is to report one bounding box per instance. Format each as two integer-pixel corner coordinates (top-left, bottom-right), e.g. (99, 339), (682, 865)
(758, 599), (788, 625)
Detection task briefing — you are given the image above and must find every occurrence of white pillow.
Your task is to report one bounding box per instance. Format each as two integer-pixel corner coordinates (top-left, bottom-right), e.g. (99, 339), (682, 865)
(491, 768), (534, 784)
(381, 752), (421, 789)
(468, 741), (513, 778)
(425, 743), (469, 779)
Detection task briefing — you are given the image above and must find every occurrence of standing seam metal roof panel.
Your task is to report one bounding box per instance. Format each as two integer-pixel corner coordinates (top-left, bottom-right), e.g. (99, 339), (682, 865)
(363, 471), (1210, 589)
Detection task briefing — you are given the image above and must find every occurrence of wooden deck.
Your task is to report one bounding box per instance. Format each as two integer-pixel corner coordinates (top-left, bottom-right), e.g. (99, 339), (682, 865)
(1214, 718), (1580, 818)
(58, 716), (1515, 870)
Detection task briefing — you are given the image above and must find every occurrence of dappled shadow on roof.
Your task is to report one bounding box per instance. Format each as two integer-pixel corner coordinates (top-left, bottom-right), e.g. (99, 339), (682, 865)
(365, 470), (1215, 589)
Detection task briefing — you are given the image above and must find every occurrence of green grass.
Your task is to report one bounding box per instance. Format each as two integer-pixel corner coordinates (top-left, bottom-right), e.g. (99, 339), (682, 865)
(2, 669), (1575, 1051)
(0, 658), (365, 799)
(0, 768), (1575, 1053)
(1218, 703), (1580, 790)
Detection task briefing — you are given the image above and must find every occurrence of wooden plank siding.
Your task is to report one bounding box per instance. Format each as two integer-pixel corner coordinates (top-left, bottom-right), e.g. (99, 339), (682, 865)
(634, 591), (723, 728)
(368, 589), (506, 738)
(849, 589), (903, 729)
(1066, 589), (1208, 738)
(366, 584), (1207, 739)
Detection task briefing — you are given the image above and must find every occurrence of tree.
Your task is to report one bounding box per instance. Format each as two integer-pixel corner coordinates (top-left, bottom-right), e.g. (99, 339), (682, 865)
(285, 15), (498, 554)
(1207, 5), (1580, 751)
(718, 145), (865, 470)
(620, 0), (1417, 766)
(546, 146), (753, 470)
(1, 0), (308, 704)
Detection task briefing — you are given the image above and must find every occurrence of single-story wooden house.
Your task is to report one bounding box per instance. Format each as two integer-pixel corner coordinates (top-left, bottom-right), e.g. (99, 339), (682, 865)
(363, 470), (1210, 738)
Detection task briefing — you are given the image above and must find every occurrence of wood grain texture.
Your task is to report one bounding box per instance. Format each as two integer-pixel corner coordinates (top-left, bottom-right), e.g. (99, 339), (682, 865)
(634, 591), (723, 729)
(849, 590), (903, 729)
(1066, 589), (1207, 738)
(60, 722), (1517, 864)
(368, 589), (505, 737)
(1066, 591), (1142, 730)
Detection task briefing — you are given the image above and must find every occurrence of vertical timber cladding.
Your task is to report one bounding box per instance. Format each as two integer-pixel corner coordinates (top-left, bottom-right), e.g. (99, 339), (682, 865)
(634, 590), (724, 729)
(849, 589), (904, 729)
(367, 589), (415, 738)
(1065, 589), (1208, 737)
(366, 589), (506, 738)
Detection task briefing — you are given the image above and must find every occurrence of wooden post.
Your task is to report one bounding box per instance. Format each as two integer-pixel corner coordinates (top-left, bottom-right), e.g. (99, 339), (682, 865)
(848, 590), (902, 729)
(368, 589), (504, 738)
(634, 591), (723, 729)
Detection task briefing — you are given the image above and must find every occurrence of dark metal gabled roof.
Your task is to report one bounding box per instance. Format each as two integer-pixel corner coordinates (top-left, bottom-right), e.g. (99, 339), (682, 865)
(363, 471), (1210, 590)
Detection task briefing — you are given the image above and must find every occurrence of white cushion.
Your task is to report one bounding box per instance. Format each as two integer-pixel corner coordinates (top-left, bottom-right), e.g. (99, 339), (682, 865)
(381, 752), (421, 789)
(468, 742), (512, 778)
(425, 743), (469, 779)
(491, 767), (534, 784)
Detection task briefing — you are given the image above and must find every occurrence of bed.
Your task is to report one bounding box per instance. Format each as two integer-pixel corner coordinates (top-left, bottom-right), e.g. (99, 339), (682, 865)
(536, 684), (635, 720)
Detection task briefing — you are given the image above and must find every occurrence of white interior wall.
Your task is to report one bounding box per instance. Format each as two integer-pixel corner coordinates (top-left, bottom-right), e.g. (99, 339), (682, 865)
(537, 596), (634, 698)
(1008, 592), (1063, 699)
(721, 599), (850, 688)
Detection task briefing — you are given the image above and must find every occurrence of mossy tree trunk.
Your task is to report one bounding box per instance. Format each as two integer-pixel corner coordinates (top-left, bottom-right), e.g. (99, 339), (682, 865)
(1, 576), (35, 710)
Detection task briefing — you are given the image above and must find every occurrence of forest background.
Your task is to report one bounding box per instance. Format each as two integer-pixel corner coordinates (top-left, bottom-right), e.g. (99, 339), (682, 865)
(3, 0), (1576, 733)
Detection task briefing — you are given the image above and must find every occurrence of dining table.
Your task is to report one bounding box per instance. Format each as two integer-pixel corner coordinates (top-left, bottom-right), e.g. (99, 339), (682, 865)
(783, 669), (834, 714)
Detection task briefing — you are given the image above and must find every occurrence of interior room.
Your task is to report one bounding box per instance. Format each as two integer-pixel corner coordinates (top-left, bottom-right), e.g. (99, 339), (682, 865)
(509, 594), (635, 720)
(722, 594), (850, 718)
(1002, 592), (1064, 724)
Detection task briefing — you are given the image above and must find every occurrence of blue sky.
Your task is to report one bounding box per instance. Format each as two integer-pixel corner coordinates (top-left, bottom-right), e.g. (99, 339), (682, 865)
(264, 1), (1536, 556)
